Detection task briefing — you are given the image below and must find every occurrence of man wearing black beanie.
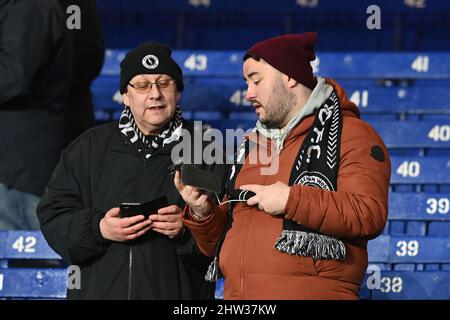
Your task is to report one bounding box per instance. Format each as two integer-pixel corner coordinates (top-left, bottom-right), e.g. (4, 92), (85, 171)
(37, 41), (226, 299)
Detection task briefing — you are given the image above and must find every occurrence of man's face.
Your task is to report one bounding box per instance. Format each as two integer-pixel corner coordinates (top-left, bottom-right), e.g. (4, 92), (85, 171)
(122, 74), (181, 135)
(243, 58), (296, 129)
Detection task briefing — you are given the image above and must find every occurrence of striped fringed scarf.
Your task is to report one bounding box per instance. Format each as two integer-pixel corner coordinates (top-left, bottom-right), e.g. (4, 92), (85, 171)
(274, 90), (345, 260)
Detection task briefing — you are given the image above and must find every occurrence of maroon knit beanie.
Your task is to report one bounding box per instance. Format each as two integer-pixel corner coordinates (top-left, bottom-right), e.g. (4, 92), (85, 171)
(245, 32), (318, 90)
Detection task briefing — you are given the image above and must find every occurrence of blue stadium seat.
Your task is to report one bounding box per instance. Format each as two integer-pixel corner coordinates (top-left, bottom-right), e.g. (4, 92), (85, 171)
(94, 110), (113, 122)
(112, 110), (124, 121)
(0, 268), (66, 299)
(228, 112), (257, 121)
(388, 193), (450, 220)
(371, 121), (450, 149)
(428, 222), (450, 237)
(389, 221), (406, 235)
(382, 221), (390, 235)
(368, 235), (450, 263)
(218, 120), (255, 132)
(100, 25), (178, 50)
(390, 157), (450, 185)
(368, 235), (390, 263)
(425, 264), (440, 271)
(2, 232), (61, 261)
(346, 86), (450, 114)
(422, 114), (450, 121)
(393, 264), (416, 272)
(360, 271), (450, 300)
(192, 111), (222, 120)
(368, 263), (393, 271)
(405, 221), (426, 236)
(91, 76), (121, 110)
(184, 15), (284, 50)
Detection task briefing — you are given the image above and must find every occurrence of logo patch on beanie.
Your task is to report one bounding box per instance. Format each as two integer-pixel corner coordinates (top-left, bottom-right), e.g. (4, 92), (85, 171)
(142, 55), (159, 69)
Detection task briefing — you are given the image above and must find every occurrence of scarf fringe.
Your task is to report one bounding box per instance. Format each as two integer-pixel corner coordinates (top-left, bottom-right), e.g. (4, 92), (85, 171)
(274, 230), (346, 261)
(205, 256), (221, 282)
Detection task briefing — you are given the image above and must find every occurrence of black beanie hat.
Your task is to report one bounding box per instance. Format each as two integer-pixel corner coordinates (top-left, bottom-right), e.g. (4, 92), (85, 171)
(119, 41), (184, 94)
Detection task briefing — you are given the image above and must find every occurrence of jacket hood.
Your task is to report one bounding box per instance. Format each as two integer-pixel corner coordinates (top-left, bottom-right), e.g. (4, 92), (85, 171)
(285, 77), (360, 143)
(325, 77), (360, 118)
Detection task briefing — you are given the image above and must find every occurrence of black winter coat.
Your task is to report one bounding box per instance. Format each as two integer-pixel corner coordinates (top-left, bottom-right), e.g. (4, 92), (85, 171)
(37, 121), (226, 299)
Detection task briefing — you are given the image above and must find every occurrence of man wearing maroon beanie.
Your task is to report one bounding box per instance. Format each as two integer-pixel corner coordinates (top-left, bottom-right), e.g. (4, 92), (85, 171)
(178, 33), (391, 300)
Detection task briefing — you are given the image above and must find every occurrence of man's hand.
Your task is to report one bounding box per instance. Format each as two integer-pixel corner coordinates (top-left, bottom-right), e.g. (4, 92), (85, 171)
(174, 170), (211, 219)
(240, 181), (290, 215)
(100, 207), (152, 242)
(148, 205), (184, 239)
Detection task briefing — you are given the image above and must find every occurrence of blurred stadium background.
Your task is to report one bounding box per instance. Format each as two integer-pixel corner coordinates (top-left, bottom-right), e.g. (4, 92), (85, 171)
(1, 0), (450, 300)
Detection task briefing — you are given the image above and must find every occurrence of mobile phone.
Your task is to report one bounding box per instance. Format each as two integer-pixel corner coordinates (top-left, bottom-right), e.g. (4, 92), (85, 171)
(119, 196), (169, 218)
(179, 164), (222, 194)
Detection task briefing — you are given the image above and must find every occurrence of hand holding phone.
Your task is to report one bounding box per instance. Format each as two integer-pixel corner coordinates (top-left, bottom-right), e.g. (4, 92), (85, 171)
(100, 207), (152, 242)
(119, 196), (169, 218)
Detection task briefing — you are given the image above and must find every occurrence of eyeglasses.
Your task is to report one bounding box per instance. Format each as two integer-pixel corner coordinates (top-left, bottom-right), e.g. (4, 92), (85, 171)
(128, 79), (175, 93)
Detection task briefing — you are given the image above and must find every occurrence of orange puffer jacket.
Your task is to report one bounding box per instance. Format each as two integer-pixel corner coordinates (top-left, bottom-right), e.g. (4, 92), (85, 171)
(185, 79), (391, 300)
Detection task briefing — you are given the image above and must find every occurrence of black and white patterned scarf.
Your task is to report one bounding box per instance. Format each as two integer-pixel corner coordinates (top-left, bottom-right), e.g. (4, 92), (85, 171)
(273, 90), (345, 260)
(118, 106), (183, 156)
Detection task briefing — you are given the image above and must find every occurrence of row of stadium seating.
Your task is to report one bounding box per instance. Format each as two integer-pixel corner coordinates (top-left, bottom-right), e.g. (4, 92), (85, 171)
(100, 51), (450, 78)
(93, 51), (450, 127)
(95, 79), (450, 112)
(98, 0), (450, 13)
(1, 226), (450, 299)
(97, 0), (450, 51)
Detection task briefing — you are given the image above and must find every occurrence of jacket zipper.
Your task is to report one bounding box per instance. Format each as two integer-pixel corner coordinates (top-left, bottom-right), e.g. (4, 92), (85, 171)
(239, 210), (254, 299)
(127, 157), (147, 300)
(128, 246), (133, 300)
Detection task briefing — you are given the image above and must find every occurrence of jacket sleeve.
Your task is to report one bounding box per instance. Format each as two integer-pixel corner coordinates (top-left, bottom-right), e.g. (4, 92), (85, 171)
(175, 123), (231, 257)
(183, 200), (228, 257)
(37, 144), (110, 266)
(0, 1), (65, 104)
(284, 122), (391, 240)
